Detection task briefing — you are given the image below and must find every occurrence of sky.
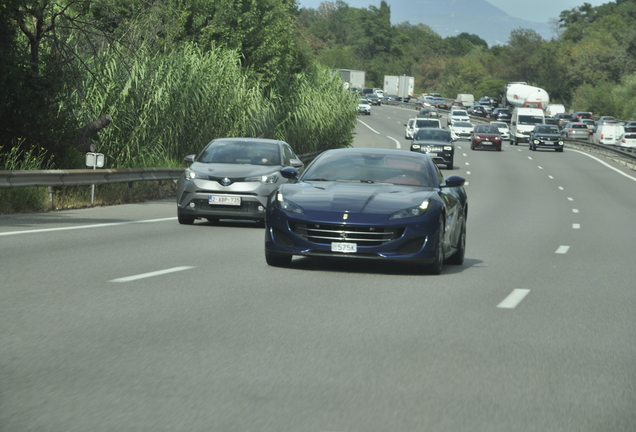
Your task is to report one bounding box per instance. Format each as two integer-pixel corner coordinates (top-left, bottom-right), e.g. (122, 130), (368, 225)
(296, 0), (611, 23)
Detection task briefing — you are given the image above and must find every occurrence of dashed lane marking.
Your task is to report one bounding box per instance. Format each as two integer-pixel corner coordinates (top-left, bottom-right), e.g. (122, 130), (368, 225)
(573, 224), (581, 229)
(556, 246), (570, 254)
(110, 266), (195, 283)
(497, 289), (531, 309)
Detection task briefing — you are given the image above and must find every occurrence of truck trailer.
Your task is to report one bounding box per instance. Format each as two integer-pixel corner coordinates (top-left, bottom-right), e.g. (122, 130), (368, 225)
(338, 69), (365, 90)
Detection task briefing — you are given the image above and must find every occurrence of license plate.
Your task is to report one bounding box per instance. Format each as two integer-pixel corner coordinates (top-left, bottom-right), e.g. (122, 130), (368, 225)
(331, 242), (357, 253)
(209, 195), (241, 206)
(482, 141), (492, 145)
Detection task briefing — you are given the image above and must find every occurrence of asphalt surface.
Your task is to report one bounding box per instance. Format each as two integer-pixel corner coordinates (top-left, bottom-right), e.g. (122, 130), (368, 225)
(1, 104), (635, 431)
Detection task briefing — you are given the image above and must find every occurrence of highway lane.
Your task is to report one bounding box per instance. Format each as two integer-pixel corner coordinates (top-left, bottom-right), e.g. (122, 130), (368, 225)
(1, 109), (635, 431)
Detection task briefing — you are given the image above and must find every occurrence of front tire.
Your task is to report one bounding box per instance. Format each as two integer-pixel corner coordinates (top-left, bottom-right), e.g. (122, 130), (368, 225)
(265, 251), (292, 267)
(423, 217), (444, 275)
(446, 221), (465, 265)
(177, 208), (195, 225)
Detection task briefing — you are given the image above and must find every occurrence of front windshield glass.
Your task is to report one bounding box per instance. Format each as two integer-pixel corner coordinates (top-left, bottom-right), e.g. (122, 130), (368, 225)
(519, 115), (544, 125)
(475, 125), (499, 134)
(415, 119), (439, 128)
(491, 122), (507, 128)
(414, 129), (451, 142)
(454, 122), (472, 128)
(301, 151), (434, 187)
(198, 141), (281, 165)
(536, 126), (560, 134)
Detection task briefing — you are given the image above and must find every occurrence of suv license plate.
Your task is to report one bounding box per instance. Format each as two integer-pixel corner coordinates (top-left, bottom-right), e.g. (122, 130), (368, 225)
(209, 195), (241, 206)
(332, 242), (357, 253)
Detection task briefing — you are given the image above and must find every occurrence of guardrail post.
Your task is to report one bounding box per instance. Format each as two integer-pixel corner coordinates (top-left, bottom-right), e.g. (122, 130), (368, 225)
(158, 180), (163, 198)
(48, 186), (55, 209)
(128, 182), (134, 202)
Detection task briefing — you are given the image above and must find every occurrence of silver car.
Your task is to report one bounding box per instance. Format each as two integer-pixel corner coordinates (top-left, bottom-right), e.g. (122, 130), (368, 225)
(177, 138), (304, 224)
(562, 122), (592, 139)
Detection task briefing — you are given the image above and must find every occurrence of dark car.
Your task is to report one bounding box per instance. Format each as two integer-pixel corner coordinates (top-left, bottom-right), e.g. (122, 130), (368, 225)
(573, 111), (594, 121)
(468, 105), (488, 117)
(470, 124), (502, 151)
(264, 148), (468, 274)
(490, 108), (512, 122)
(365, 94), (382, 106)
(419, 106), (440, 117)
(410, 127), (455, 169)
(176, 138), (304, 225)
(544, 117), (558, 126)
(433, 97), (449, 110)
(529, 124), (564, 152)
(624, 121), (636, 133)
(554, 113), (574, 129)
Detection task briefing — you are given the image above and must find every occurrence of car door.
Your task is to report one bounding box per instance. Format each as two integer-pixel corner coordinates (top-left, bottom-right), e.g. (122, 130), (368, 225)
(433, 163), (462, 253)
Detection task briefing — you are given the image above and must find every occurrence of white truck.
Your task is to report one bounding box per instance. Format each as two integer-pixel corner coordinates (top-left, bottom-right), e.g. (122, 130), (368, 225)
(502, 82), (550, 111)
(338, 69), (365, 90)
(510, 107), (545, 145)
(383, 76), (399, 96)
(383, 75), (414, 101)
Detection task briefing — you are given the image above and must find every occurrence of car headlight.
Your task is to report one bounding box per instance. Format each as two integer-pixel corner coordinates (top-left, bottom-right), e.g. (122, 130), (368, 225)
(411, 144), (420, 149)
(558, 141), (564, 145)
(534, 140), (540, 144)
(443, 146), (452, 151)
(184, 168), (207, 181)
(276, 192), (304, 214)
(245, 173), (279, 184)
(389, 200), (430, 219)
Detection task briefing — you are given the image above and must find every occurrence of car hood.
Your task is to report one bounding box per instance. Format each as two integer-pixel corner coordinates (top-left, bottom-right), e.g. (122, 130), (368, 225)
(282, 182), (437, 215)
(190, 162), (282, 178)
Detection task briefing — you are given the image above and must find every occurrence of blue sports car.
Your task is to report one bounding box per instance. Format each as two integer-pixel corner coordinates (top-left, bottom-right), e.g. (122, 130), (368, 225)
(264, 148), (467, 274)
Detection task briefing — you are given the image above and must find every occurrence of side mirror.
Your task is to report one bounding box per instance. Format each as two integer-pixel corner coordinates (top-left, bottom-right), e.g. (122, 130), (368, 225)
(443, 175), (466, 188)
(280, 167), (298, 180)
(184, 154), (196, 164)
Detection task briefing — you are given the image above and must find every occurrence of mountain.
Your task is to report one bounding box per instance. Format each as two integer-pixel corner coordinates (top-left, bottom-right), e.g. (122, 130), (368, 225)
(298, 0), (556, 47)
(388, 0), (554, 46)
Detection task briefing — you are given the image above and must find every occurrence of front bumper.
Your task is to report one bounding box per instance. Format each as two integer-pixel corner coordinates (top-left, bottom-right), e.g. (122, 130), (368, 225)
(532, 138), (564, 149)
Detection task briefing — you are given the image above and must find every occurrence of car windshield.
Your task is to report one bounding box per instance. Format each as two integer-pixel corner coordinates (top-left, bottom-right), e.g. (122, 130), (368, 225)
(536, 126), (560, 134)
(454, 122), (472, 128)
(475, 125), (499, 134)
(415, 119), (439, 128)
(491, 122), (507, 128)
(572, 124), (587, 129)
(519, 115), (544, 125)
(414, 129), (451, 142)
(452, 111), (467, 116)
(301, 151), (434, 187)
(197, 141), (281, 165)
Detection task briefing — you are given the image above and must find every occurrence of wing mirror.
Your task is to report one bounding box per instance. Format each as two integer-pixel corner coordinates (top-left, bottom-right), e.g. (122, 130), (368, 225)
(280, 167), (298, 179)
(184, 154), (196, 164)
(443, 175), (466, 188)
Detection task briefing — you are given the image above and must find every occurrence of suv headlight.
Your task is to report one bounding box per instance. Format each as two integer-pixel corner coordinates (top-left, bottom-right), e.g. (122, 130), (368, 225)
(389, 200), (430, 219)
(276, 192), (304, 214)
(245, 173), (279, 184)
(184, 168), (207, 181)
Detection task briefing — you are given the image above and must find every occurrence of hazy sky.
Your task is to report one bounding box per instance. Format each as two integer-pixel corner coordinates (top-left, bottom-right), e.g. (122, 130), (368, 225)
(486, 0), (608, 22)
(296, 0), (610, 23)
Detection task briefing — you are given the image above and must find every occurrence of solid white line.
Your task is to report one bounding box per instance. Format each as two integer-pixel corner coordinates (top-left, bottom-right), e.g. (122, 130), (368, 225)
(357, 119), (380, 134)
(497, 289), (531, 309)
(110, 266), (195, 283)
(569, 149), (636, 182)
(572, 209), (579, 213)
(387, 136), (401, 149)
(0, 217), (177, 237)
(573, 223), (581, 229)
(556, 245), (570, 254)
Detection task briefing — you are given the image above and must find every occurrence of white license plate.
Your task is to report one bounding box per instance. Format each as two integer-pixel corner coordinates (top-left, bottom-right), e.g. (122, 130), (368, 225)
(209, 195), (241, 206)
(331, 242), (357, 253)
(482, 141), (492, 145)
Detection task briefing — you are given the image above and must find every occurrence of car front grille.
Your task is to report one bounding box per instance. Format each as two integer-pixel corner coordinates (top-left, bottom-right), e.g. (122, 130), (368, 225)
(291, 223), (404, 246)
(192, 198), (261, 213)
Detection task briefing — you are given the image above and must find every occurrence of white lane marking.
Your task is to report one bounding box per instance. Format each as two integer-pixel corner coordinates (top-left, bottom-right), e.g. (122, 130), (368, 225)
(465, 162), (470, 166)
(528, 156), (533, 160)
(463, 153), (467, 157)
(0, 217), (177, 237)
(110, 266), (195, 283)
(518, 149), (523, 152)
(387, 136), (401, 149)
(567, 197), (574, 201)
(556, 245), (570, 254)
(466, 171), (471, 175)
(558, 186), (564, 190)
(572, 209), (579, 213)
(497, 289), (531, 309)
(569, 149), (636, 182)
(538, 166), (543, 169)
(464, 181), (470, 186)
(573, 223), (581, 229)
(549, 175), (554, 179)
(357, 119), (380, 134)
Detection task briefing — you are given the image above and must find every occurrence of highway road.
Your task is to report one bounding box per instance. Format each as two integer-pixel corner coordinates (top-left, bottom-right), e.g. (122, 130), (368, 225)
(1, 104), (636, 431)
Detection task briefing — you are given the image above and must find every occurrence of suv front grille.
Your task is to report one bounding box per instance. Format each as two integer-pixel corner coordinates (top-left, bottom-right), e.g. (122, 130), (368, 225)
(291, 223), (404, 246)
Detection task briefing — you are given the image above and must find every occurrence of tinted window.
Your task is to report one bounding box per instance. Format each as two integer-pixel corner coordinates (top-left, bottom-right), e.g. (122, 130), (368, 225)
(518, 115), (544, 125)
(199, 141), (281, 165)
(415, 129), (451, 142)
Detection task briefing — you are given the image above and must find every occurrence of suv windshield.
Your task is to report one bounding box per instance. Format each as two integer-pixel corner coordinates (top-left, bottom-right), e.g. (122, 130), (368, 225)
(519, 115), (544, 125)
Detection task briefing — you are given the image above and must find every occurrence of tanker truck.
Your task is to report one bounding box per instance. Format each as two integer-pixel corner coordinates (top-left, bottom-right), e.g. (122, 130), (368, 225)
(501, 82), (550, 110)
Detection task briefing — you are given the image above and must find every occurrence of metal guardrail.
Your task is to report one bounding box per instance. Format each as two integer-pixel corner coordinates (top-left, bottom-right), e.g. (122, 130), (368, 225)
(0, 167), (184, 189)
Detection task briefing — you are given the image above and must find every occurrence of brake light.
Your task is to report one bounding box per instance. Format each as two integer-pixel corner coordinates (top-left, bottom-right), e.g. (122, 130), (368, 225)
(569, 129), (573, 132)
(622, 138), (626, 143)
(601, 134), (605, 139)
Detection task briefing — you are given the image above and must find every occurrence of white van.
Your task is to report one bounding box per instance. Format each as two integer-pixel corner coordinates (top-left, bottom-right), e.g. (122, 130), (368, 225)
(510, 108), (545, 145)
(455, 94), (474, 109)
(545, 104), (565, 117)
(593, 124), (625, 145)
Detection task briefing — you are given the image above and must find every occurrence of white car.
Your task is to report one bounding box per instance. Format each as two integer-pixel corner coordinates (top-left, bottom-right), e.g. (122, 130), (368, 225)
(405, 117), (442, 139)
(448, 109), (470, 125)
(449, 121), (473, 141)
(618, 132), (636, 148)
(357, 98), (371, 115)
(490, 121), (510, 140)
